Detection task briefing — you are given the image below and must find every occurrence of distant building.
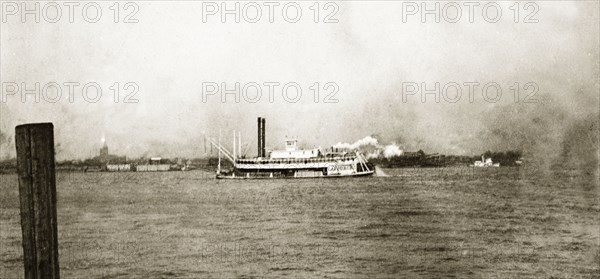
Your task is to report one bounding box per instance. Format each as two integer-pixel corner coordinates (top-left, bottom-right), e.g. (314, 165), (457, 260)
(95, 139), (127, 166)
(106, 164), (132, 172)
(99, 140), (109, 163)
(136, 157), (171, 172)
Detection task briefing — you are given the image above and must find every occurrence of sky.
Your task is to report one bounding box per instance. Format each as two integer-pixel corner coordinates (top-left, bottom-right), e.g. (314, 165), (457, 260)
(1, 1), (598, 167)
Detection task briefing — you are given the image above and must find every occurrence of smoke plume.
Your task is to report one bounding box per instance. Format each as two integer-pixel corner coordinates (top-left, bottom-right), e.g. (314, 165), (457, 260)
(333, 136), (378, 150)
(334, 136), (404, 159)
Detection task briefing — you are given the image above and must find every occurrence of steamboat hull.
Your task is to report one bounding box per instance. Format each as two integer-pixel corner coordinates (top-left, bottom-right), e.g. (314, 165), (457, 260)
(216, 170), (375, 179)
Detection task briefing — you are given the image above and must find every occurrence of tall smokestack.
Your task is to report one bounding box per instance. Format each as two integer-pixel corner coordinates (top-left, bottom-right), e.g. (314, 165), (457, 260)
(261, 118), (266, 157)
(257, 117), (262, 157)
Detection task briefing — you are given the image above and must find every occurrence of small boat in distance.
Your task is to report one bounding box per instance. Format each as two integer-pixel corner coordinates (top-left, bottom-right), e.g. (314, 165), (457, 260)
(471, 155), (500, 167)
(207, 117), (375, 179)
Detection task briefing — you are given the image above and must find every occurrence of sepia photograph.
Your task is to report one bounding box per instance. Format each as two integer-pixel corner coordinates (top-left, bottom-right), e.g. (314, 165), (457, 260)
(0, 1), (599, 278)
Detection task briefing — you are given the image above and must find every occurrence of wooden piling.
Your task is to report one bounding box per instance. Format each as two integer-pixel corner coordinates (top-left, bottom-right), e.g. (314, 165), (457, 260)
(15, 123), (60, 279)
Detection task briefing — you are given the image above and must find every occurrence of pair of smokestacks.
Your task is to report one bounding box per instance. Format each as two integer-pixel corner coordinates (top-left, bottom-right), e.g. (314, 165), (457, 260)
(257, 117), (266, 157)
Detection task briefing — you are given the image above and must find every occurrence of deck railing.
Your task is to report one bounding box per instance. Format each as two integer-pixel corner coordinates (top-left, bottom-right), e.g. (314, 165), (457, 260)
(235, 156), (357, 165)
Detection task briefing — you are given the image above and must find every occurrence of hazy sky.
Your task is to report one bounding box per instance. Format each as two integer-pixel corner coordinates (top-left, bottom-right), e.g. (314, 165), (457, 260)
(1, 1), (598, 162)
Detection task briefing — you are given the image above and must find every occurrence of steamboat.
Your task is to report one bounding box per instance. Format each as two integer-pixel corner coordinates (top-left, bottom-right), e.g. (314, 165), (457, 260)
(208, 117), (374, 179)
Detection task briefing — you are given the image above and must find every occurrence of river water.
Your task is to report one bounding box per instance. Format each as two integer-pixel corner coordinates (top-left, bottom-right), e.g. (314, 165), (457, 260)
(1, 167), (598, 278)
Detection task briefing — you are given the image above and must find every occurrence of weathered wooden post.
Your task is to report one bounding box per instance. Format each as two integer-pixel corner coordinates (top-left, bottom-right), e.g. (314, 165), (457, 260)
(15, 123), (60, 279)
